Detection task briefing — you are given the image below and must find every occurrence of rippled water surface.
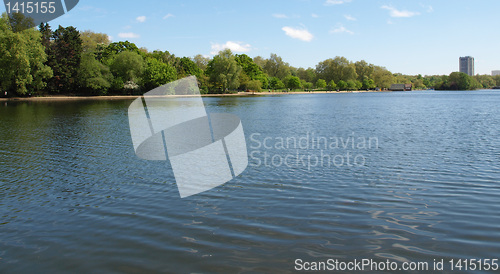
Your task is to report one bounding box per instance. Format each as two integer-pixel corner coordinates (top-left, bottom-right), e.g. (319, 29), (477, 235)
(1, 90), (500, 273)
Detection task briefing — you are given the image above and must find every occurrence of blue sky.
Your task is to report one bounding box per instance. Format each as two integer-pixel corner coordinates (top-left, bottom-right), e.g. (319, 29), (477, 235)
(2, 0), (499, 75)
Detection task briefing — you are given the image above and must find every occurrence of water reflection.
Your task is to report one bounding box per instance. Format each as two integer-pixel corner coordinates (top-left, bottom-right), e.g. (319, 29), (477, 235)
(1, 92), (500, 272)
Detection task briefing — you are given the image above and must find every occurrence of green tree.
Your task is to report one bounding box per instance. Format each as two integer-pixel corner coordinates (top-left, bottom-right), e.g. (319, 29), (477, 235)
(178, 57), (201, 78)
(469, 77), (482, 90)
(7, 12), (35, 32)
(46, 25), (83, 93)
(434, 75), (449, 90)
(316, 56), (357, 83)
(355, 80), (363, 90)
(235, 54), (268, 89)
(355, 60), (375, 82)
(80, 30), (111, 53)
(494, 76), (500, 86)
(77, 52), (113, 95)
(142, 57), (177, 90)
(236, 54), (263, 79)
(109, 51), (145, 91)
(238, 72), (251, 90)
(287, 76), (301, 90)
(412, 78), (426, 90)
(316, 79), (327, 89)
(328, 80), (337, 90)
(39, 22), (52, 48)
(269, 77), (285, 90)
(263, 53), (291, 80)
(337, 80), (347, 91)
(205, 49), (242, 93)
(297, 67), (317, 83)
(362, 78), (376, 90)
(372, 66), (393, 89)
(448, 72), (471, 90)
(346, 80), (357, 90)
(303, 81), (313, 90)
(102, 41), (141, 61)
(192, 54), (210, 71)
(253, 56), (266, 69)
(474, 75), (496, 89)
(246, 79), (263, 92)
(0, 13), (52, 96)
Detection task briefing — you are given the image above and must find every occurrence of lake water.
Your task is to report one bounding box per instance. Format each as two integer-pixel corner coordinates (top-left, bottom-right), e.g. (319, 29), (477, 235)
(1, 90), (500, 273)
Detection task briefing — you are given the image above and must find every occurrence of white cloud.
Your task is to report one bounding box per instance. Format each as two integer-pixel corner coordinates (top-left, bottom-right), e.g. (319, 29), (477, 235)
(311, 13), (319, 18)
(330, 24), (354, 35)
(136, 16), (146, 23)
(163, 13), (174, 19)
(325, 0), (352, 6)
(210, 41), (252, 54)
(272, 13), (288, 19)
(344, 14), (356, 21)
(282, 26), (314, 42)
(118, 32), (140, 39)
(381, 5), (420, 18)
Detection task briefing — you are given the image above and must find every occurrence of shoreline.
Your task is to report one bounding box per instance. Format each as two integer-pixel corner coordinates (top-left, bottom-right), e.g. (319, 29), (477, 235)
(0, 90), (391, 101)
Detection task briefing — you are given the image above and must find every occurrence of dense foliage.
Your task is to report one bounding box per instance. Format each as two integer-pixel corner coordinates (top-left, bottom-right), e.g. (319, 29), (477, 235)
(1, 14), (499, 97)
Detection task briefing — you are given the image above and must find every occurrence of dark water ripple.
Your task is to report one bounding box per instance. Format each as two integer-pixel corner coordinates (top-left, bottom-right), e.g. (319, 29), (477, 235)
(1, 91), (500, 273)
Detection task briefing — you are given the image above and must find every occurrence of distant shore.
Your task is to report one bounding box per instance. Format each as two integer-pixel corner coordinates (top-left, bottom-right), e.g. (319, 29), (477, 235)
(0, 89), (391, 101)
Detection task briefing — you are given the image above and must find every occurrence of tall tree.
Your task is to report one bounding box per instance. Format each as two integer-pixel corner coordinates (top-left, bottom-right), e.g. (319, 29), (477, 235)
(253, 56), (266, 69)
(205, 49), (241, 93)
(448, 72), (472, 90)
(109, 51), (145, 87)
(474, 75), (496, 89)
(77, 52), (113, 95)
(337, 80), (347, 91)
(328, 80), (337, 90)
(47, 25), (83, 93)
(297, 67), (317, 83)
(316, 79), (327, 89)
(178, 57), (202, 78)
(246, 80), (263, 92)
(192, 54), (210, 71)
(286, 76), (301, 90)
(362, 77), (376, 90)
(7, 12), (35, 32)
(0, 13), (52, 96)
(355, 60), (375, 82)
(142, 57), (177, 90)
(263, 53), (291, 80)
(494, 76), (500, 86)
(39, 22), (52, 49)
(102, 41), (141, 61)
(235, 54), (268, 88)
(269, 77), (285, 90)
(372, 66), (393, 89)
(80, 30), (111, 53)
(316, 57), (357, 83)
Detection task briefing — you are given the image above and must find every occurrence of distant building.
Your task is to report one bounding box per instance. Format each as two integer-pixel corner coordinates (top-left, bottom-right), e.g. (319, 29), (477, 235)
(459, 56), (475, 76)
(493, 70), (500, 76)
(390, 84), (412, 91)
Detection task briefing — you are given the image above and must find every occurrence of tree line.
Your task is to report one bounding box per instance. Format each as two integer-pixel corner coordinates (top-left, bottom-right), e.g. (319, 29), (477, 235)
(1, 13), (499, 97)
